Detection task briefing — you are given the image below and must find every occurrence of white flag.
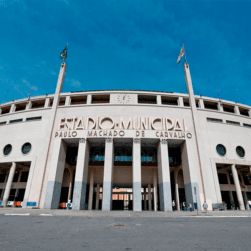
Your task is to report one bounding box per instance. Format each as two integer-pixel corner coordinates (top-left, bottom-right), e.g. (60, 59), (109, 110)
(177, 46), (185, 63)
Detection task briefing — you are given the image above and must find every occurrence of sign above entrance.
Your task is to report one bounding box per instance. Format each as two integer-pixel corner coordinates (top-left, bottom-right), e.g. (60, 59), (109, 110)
(58, 116), (186, 131)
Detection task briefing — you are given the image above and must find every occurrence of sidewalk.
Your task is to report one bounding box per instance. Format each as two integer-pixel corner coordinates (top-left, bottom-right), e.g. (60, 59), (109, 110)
(0, 207), (251, 217)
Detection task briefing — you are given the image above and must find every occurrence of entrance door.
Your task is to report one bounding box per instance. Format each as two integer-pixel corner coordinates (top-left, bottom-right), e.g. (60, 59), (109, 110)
(221, 191), (231, 209)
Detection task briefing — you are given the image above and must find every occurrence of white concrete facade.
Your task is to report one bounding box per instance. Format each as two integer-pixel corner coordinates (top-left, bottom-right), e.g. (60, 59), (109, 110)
(0, 63), (251, 211)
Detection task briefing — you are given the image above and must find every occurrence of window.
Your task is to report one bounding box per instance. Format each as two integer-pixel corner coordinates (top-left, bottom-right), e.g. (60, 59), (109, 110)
(236, 146), (245, 158)
(26, 116), (42, 121)
(13, 172), (20, 182)
(20, 171), (29, 182)
(239, 108), (249, 117)
(9, 119), (23, 124)
(1, 106), (11, 114)
(204, 102), (218, 110)
(0, 121), (6, 125)
(48, 98), (53, 107)
(138, 95), (157, 104)
(228, 171), (234, 184)
(92, 95), (110, 104)
(223, 105), (235, 113)
(3, 144), (12, 156)
(216, 144), (226, 156)
(59, 97), (66, 106)
(183, 99), (190, 107)
(218, 173), (228, 184)
(22, 143), (32, 155)
(243, 123), (251, 128)
(70, 96), (87, 105)
(0, 173), (7, 183)
(161, 96), (178, 106)
(16, 188), (25, 201)
(207, 118), (223, 123)
(195, 100), (199, 108)
(243, 174), (251, 185)
(15, 103), (26, 112)
(226, 120), (240, 126)
(31, 100), (45, 109)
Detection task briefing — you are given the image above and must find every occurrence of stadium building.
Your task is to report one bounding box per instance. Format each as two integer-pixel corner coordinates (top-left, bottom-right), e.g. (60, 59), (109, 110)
(0, 62), (251, 211)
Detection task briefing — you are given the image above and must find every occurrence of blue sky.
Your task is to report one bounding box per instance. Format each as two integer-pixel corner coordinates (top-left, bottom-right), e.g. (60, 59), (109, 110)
(1, 0), (251, 105)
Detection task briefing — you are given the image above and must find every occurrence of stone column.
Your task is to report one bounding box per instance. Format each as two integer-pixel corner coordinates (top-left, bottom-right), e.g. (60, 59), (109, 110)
(240, 174), (248, 209)
(234, 105), (240, 115)
(178, 97), (184, 107)
(211, 162), (222, 203)
(226, 172), (234, 203)
(67, 168), (73, 202)
(65, 96), (71, 106)
(72, 138), (89, 210)
(148, 184), (152, 211)
(22, 160), (37, 208)
(181, 140), (201, 210)
(231, 165), (245, 210)
(95, 183), (100, 210)
(13, 171), (22, 206)
(199, 99), (204, 109)
(88, 169), (95, 210)
(133, 138), (142, 211)
(144, 187), (147, 210)
(44, 139), (67, 209)
(44, 97), (50, 108)
(102, 138), (114, 211)
(2, 162), (16, 207)
(157, 139), (172, 211)
(174, 169), (180, 211)
(153, 170), (158, 211)
(10, 103), (16, 113)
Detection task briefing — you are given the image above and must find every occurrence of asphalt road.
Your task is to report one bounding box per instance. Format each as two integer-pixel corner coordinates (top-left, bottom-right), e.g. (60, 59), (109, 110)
(0, 215), (250, 251)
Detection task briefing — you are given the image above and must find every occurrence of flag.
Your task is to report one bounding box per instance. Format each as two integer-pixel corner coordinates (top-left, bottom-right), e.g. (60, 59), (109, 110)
(60, 44), (68, 60)
(177, 46), (185, 63)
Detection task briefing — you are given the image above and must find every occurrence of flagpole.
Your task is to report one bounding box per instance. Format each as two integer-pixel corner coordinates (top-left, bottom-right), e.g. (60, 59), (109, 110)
(183, 43), (187, 64)
(182, 55), (207, 210)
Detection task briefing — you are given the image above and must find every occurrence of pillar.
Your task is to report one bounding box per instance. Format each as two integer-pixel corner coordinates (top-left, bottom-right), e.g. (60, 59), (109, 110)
(10, 103), (16, 113)
(72, 138), (89, 210)
(199, 99), (204, 109)
(65, 96), (71, 106)
(181, 140), (201, 210)
(102, 138), (114, 211)
(133, 138), (142, 211)
(26, 100), (32, 110)
(44, 97), (50, 108)
(157, 139), (172, 211)
(153, 170), (158, 211)
(178, 97), (184, 107)
(44, 139), (67, 209)
(144, 187), (147, 210)
(174, 169), (180, 211)
(87, 94), (92, 105)
(88, 169), (95, 210)
(67, 168), (73, 202)
(22, 160), (37, 208)
(212, 162), (222, 203)
(234, 105), (240, 115)
(2, 162), (16, 207)
(218, 102), (224, 112)
(148, 184), (151, 211)
(226, 172), (234, 203)
(240, 174), (248, 209)
(95, 183), (100, 210)
(157, 95), (162, 105)
(231, 165), (245, 210)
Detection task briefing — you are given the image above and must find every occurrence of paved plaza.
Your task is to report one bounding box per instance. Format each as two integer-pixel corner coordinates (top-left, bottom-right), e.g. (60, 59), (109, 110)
(0, 208), (251, 251)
